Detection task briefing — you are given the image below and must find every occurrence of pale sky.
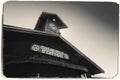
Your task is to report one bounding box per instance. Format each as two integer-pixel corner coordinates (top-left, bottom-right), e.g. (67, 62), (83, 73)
(3, 1), (119, 78)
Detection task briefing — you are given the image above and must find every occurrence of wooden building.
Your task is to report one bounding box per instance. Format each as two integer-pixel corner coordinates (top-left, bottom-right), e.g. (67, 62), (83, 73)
(3, 12), (104, 78)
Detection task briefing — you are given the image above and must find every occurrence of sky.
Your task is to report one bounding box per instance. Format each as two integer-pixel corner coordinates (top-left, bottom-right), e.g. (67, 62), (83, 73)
(3, 1), (119, 78)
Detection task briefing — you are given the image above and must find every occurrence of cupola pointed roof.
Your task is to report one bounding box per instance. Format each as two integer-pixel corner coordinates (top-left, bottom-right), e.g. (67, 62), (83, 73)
(35, 12), (67, 30)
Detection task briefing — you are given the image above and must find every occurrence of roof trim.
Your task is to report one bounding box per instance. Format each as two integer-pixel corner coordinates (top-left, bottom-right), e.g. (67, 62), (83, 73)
(3, 24), (59, 37)
(4, 55), (88, 72)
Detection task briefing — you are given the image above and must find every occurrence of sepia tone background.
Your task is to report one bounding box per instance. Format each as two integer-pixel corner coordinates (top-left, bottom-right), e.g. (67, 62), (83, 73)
(3, 1), (119, 78)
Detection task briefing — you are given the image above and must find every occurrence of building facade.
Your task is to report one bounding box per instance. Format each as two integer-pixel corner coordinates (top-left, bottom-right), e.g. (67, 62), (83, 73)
(3, 12), (104, 78)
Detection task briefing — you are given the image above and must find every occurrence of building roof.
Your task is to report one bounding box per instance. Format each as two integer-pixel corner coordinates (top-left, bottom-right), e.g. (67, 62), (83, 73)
(3, 24), (104, 75)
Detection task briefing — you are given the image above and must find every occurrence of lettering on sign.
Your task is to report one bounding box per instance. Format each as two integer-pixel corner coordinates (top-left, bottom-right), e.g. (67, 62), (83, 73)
(31, 44), (69, 60)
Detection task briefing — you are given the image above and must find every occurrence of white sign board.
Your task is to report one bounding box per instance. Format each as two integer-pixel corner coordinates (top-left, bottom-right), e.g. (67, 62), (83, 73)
(31, 44), (69, 60)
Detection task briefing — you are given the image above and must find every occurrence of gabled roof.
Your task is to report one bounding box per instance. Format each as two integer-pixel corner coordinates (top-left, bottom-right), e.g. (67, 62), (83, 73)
(3, 24), (104, 75)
